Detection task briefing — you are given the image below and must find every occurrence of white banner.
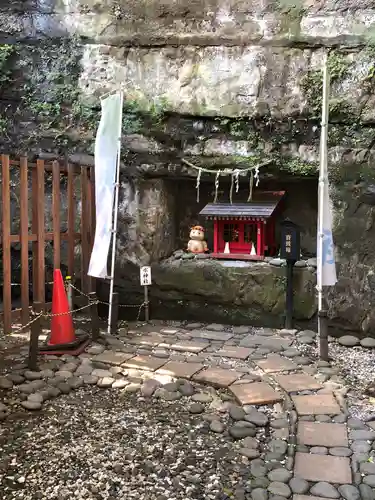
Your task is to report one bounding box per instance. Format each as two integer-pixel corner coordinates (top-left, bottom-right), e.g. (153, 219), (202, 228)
(317, 55), (337, 290)
(88, 92), (123, 278)
(317, 180), (337, 288)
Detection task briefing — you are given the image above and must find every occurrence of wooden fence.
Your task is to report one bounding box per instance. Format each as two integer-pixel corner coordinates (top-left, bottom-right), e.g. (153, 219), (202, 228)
(0, 155), (95, 334)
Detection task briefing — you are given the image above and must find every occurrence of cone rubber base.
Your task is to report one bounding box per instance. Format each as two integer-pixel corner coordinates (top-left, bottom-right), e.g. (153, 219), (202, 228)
(39, 332), (90, 356)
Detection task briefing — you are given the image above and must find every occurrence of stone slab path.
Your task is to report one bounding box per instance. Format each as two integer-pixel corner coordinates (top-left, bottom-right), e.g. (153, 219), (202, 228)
(2, 322), (375, 499)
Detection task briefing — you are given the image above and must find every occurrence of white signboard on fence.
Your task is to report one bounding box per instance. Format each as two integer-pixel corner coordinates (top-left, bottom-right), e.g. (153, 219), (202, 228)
(140, 266), (152, 286)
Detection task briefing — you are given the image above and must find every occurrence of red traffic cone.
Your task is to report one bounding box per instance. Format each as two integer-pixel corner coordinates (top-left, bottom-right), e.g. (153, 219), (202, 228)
(49, 269), (75, 346)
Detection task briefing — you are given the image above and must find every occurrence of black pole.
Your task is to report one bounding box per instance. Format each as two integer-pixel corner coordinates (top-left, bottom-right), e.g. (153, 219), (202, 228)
(318, 308), (329, 361)
(285, 260), (295, 329)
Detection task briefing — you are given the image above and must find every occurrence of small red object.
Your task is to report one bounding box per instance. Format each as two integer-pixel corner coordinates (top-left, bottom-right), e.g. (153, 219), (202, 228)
(49, 269), (75, 346)
(199, 191), (285, 261)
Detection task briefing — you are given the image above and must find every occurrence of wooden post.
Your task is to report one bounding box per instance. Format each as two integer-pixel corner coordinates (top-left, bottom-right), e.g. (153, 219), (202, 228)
(20, 157), (29, 326)
(28, 302), (42, 371)
(32, 160), (45, 309)
(67, 163), (76, 280)
(144, 285), (150, 322)
(86, 166), (95, 294)
(110, 292), (118, 335)
(80, 166), (89, 296)
(1, 155), (12, 334)
(285, 260), (295, 329)
(89, 291), (100, 341)
(52, 160), (61, 270)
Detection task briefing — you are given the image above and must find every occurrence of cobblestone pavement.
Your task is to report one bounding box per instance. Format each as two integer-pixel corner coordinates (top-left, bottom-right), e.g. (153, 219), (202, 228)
(1, 321), (375, 500)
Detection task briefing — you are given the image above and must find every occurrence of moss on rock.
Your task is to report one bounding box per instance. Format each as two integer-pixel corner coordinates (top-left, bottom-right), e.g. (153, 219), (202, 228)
(150, 257), (317, 325)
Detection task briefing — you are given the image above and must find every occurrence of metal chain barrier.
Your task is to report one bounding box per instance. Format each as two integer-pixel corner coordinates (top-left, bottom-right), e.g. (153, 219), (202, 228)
(6, 280), (147, 335)
(10, 311), (44, 335)
(67, 282), (147, 321)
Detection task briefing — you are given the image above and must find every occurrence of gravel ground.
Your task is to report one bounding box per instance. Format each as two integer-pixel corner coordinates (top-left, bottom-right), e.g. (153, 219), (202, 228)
(0, 387), (253, 500)
(294, 336), (375, 421)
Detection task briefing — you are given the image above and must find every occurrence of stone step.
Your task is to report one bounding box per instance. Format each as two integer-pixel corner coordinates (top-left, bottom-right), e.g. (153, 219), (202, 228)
(292, 393), (341, 415)
(155, 361), (204, 379)
(255, 354), (298, 373)
(297, 421), (349, 447)
(192, 367), (243, 388)
(275, 373), (322, 392)
(229, 382), (283, 406)
(294, 452), (352, 484)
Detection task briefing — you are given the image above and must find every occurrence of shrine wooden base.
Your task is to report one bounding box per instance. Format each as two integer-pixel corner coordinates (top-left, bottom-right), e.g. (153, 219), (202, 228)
(210, 253), (264, 261)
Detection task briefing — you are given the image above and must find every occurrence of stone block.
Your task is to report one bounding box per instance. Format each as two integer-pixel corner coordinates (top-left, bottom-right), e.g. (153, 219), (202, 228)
(292, 393), (340, 415)
(214, 346), (253, 360)
(156, 361), (204, 379)
(255, 354), (297, 373)
(169, 341), (207, 353)
(229, 382), (283, 406)
(192, 367), (242, 387)
(297, 422), (348, 447)
(275, 373), (322, 392)
(122, 356), (167, 372)
(294, 452), (352, 484)
(92, 351), (134, 366)
(189, 329), (233, 341)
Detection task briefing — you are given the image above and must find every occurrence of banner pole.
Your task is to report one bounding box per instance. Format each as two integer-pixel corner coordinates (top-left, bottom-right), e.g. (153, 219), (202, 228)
(317, 54), (330, 360)
(107, 90), (123, 334)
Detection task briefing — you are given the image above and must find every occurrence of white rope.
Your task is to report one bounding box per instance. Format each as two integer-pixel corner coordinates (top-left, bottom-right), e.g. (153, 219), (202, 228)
(196, 168), (202, 202)
(213, 170), (220, 203)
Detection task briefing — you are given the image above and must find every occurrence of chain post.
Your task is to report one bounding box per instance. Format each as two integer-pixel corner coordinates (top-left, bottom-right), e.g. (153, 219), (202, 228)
(110, 292), (119, 335)
(89, 291), (100, 341)
(28, 302), (42, 371)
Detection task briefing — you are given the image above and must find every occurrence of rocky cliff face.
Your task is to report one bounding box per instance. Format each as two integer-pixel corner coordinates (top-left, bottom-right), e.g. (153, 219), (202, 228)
(2, 0), (375, 331)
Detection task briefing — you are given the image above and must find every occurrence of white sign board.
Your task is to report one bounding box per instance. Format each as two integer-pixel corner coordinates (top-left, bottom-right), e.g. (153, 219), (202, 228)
(140, 266), (152, 286)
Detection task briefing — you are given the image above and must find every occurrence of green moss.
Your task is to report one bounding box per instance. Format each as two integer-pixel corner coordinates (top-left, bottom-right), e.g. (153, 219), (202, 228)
(277, 1), (304, 39)
(276, 157), (317, 176)
(301, 51), (352, 119)
(6, 39), (172, 151)
(0, 44), (15, 86)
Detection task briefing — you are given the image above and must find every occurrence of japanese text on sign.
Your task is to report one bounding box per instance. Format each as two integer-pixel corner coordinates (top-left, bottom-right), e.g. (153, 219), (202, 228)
(285, 234), (291, 253)
(140, 266), (152, 286)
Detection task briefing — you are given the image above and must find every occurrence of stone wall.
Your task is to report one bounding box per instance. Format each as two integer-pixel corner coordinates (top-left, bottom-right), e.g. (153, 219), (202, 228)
(2, 0), (375, 331)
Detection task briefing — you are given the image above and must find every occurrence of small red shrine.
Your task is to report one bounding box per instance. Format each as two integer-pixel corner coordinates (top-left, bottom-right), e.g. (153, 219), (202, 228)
(199, 191), (285, 260)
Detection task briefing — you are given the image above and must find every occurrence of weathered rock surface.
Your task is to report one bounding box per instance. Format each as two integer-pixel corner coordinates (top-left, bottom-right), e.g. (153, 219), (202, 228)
(4, 0), (375, 334)
(112, 256), (316, 326)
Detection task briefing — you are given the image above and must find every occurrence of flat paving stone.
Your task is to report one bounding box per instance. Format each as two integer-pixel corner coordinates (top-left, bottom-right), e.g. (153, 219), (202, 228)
(131, 334), (164, 346)
(122, 356), (167, 372)
(275, 373), (322, 392)
(193, 367), (242, 388)
(229, 382), (282, 406)
(156, 361), (204, 379)
(297, 422), (348, 447)
(214, 346), (253, 360)
(240, 335), (292, 349)
(292, 393), (340, 415)
(168, 341), (207, 353)
(160, 328), (179, 334)
(255, 354), (297, 373)
(189, 329), (233, 341)
(92, 351), (134, 366)
(294, 452), (352, 484)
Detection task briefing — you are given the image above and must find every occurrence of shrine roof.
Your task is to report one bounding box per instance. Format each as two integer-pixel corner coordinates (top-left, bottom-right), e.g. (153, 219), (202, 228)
(199, 191), (285, 219)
